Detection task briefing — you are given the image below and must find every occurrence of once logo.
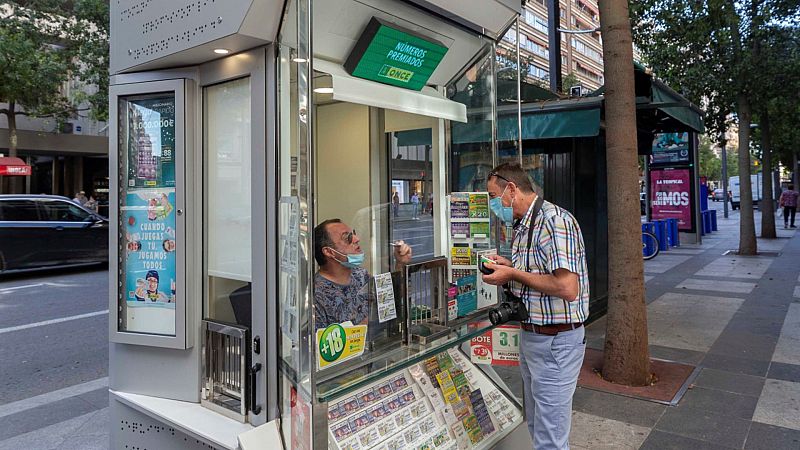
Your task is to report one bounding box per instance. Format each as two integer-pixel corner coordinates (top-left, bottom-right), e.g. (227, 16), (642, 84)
(378, 65), (414, 83)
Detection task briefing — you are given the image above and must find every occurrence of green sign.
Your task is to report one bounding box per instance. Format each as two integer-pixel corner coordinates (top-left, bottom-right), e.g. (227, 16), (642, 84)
(344, 17), (448, 91)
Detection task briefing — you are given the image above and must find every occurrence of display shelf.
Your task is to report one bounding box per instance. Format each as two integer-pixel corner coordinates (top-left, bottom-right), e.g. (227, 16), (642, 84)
(316, 317), (496, 403)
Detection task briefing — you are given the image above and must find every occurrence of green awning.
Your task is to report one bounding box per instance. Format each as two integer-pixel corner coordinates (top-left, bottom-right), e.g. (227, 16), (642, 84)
(395, 129), (432, 146)
(650, 80), (705, 133)
(500, 107), (601, 140)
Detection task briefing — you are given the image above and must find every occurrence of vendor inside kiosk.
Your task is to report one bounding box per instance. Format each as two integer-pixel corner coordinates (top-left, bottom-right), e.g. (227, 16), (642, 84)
(108, 0), (530, 449)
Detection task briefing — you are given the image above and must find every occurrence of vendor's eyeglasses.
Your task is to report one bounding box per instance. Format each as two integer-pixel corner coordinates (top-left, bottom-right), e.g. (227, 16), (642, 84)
(487, 171), (511, 184)
(341, 229), (357, 245)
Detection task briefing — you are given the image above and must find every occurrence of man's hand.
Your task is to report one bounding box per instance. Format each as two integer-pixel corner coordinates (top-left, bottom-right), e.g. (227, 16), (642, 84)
(394, 240), (412, 265)
(481, 263), (516, 285)
(487, 254), (512, 267)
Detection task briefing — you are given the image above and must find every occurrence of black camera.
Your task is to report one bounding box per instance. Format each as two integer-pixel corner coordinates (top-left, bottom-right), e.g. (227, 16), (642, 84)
(488, 289), (529, 325)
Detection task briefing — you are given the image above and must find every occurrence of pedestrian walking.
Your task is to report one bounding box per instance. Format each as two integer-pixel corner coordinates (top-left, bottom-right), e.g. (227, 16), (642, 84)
(779, 184), (798, 229)
(481, 163), (589, 450)
(392, 192), (400, 218)
(411, 192), (420, 220)
(73, 191), (87, 205)
(85, 195), (99, 214)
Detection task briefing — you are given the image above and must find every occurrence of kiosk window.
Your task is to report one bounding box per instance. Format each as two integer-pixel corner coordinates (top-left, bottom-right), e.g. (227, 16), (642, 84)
(203, 77), (252, 327)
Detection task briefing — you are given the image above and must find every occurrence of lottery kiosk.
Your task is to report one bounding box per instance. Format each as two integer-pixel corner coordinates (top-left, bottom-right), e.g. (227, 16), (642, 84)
(108, 1), (532, 449)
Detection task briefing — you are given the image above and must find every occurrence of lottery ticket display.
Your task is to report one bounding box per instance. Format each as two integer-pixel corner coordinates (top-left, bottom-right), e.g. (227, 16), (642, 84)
(327, 348), (523, 450)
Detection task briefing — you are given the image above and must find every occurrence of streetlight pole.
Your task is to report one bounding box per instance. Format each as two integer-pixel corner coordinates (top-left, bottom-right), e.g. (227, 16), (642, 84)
(721, 143), (729, 218)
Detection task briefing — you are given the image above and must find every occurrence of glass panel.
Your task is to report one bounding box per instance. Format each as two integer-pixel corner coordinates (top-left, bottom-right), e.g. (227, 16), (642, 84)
(389, 130), (434, 262)
(118, 93), (178, 336)
(0, 200), (40, 221)
(40, 200), (92, 222)
(448, 48), (495, 193)
(496, 19), (521, 167)
(203, 77), (252, 326)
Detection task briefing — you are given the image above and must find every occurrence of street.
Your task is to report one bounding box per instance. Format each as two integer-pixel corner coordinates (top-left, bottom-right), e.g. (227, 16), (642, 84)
(0, 267), (108, 449)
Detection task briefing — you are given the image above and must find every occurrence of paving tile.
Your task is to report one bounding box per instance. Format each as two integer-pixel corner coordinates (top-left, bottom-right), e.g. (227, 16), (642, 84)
(649, 344), (705, 365)
(675, 278), (756, 294)
(646, 293), (743, 352)
(0, 408), (96, 450)
(794, 286), (800, 298)
(701, 353), (771, 377)
(640, 430), (736, 450)
(678, 386), (759, 420)
(644, 254), (693, 274)
(767, 362), (800, 383)
(0, 396), (98, 441)
(572, 388), (666, 428)
(569, 411), (650, 450)
(694, 256), (774, 279)
(753, 379), (800, 431)
(707, 331), (778, 362)
(54, 435), (108, 450)
(744, 421), (800, 450)
(654, 405), (751, 448)
(644, 275), (654, 282)
(693, 368), (765, 397)
(773, 303), (800, 366)
(76, 388), (109, 410)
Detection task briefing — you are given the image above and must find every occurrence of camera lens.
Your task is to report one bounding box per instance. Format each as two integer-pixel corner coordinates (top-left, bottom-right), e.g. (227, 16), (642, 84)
(489, 303), (512, 325)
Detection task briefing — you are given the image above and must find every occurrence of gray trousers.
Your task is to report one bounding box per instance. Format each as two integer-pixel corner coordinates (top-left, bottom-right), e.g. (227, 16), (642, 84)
(519, 325), (586, 449)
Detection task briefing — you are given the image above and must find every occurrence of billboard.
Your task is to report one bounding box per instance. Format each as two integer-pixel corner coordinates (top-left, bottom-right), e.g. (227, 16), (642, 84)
(651, 132), (690, 165)
(650, 168), (693, 231)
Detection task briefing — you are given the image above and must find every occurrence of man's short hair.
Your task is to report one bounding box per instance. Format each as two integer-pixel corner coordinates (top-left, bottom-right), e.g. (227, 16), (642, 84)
(487, 163), (537, 194)
(789, 184), (795, 190)
(314, 218), (342, 266)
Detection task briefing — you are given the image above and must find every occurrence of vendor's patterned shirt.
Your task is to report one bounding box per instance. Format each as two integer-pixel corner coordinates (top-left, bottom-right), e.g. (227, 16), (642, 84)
(314, 267), (371, 330)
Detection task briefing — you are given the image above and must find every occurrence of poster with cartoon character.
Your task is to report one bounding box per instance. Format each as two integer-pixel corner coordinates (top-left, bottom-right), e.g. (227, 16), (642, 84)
(121, 188), (177, 335)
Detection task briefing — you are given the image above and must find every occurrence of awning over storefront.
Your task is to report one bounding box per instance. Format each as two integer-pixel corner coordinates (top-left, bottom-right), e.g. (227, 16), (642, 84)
(314, 59), (468, 123)
(650, 79), (705, 133)
(0, 156), (31, 176)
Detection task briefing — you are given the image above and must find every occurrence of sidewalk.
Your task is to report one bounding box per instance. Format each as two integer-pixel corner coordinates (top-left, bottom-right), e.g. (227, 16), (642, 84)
(570, 209), (800, 449)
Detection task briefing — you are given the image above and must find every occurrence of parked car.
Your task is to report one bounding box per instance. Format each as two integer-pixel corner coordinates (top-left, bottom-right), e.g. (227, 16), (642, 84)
(0, 195), (108, 273)
(712, 188), (725, 201)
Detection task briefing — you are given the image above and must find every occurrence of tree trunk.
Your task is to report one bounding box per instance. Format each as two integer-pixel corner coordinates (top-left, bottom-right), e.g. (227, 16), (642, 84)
(737, 94), (758, 255)
(598, 0), (651, 386)
(760, 111), (776, 238)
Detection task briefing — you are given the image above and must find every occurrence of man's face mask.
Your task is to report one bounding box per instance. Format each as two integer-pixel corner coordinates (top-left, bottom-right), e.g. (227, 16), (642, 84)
(489, 184), (514, 224)
(328, 247), (365, 269)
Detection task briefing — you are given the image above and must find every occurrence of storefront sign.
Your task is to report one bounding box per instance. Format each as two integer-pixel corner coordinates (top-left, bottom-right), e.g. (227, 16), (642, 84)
(470, 323), (520, 366)
(125, 96), (176, 188)
(317, 323), (367, 369)
(650, 168), (692, 230)
(344, 17), (448, 91)
(651, 132), (690, 165)
(121, 189), (177, 335)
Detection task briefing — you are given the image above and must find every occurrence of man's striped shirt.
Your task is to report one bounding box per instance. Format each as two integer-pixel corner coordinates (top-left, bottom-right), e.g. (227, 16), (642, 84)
(510, 198), (589, 325)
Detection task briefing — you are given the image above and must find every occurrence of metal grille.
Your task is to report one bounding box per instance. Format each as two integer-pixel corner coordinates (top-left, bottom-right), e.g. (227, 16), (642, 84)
(404, 258), (449, 344)
(201, 320), (248, 422)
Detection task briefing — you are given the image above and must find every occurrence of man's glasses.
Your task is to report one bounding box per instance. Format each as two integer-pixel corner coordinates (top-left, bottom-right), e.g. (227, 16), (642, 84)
(341, 229), (357, 245)
(487, 172), (511, 184)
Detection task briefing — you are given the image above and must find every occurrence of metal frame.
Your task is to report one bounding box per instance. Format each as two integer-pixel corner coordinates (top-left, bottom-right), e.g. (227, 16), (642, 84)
(109, 78), (193, 349)
(197, 46), (275, 426)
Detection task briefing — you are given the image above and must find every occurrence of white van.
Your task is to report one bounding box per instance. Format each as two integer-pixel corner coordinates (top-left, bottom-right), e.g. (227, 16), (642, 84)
(729, 174), (762, 210)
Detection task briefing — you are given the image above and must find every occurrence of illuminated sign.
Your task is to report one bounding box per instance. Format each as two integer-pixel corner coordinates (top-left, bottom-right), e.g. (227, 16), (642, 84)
(344, 17), (448, 91)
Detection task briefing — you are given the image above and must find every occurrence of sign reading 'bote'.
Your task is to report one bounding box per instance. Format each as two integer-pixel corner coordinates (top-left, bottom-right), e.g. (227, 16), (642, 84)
(344, 17), (448, 91)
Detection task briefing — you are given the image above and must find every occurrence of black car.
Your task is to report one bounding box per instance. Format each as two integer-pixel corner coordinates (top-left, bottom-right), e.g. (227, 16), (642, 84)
(0, 195), (108, 273)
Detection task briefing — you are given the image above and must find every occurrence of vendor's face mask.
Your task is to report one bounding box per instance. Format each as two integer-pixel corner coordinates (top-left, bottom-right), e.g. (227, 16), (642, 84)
(328, 248), (365, 269)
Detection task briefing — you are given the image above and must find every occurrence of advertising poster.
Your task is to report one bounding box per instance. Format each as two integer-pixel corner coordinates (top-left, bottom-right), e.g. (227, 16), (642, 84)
(651, 132), (690, 165)
(450, 193), (470, 218)
(468, 194), (489, 218)
(125, 96), (176, 188)
(470, 322), (520, 366)
(650, 168), (693, 231)
(122, 189), (177, 335)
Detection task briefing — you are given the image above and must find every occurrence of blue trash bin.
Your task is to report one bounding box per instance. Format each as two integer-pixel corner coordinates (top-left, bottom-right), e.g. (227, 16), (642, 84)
(666, 218), (680, 247)
(710, 210), (718, 231)
(653, 220), (669, 251)
(703, 210), (713, 234)
(642, 222), (657, 257)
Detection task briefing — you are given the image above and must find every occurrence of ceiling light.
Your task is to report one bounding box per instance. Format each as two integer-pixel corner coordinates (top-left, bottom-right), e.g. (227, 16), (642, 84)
(313, 87), (334, 94)
(293, 57), (308, 63)
(213, 48), (230, 55)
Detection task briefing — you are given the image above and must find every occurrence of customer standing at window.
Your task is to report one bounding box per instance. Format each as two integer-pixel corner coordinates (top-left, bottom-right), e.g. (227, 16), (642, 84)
(481, 163), (589, 450)
(410, 192), (420, 220)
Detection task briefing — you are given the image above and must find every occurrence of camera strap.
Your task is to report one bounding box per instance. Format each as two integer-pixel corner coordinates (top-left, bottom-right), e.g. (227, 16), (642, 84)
(517, 194), (544, 301)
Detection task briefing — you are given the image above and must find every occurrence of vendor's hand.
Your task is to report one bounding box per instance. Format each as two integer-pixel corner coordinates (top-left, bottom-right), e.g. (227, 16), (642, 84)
(394, 240), (412, 265)
(481, 263), (516, 286)
(487, 254), (512, 267)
